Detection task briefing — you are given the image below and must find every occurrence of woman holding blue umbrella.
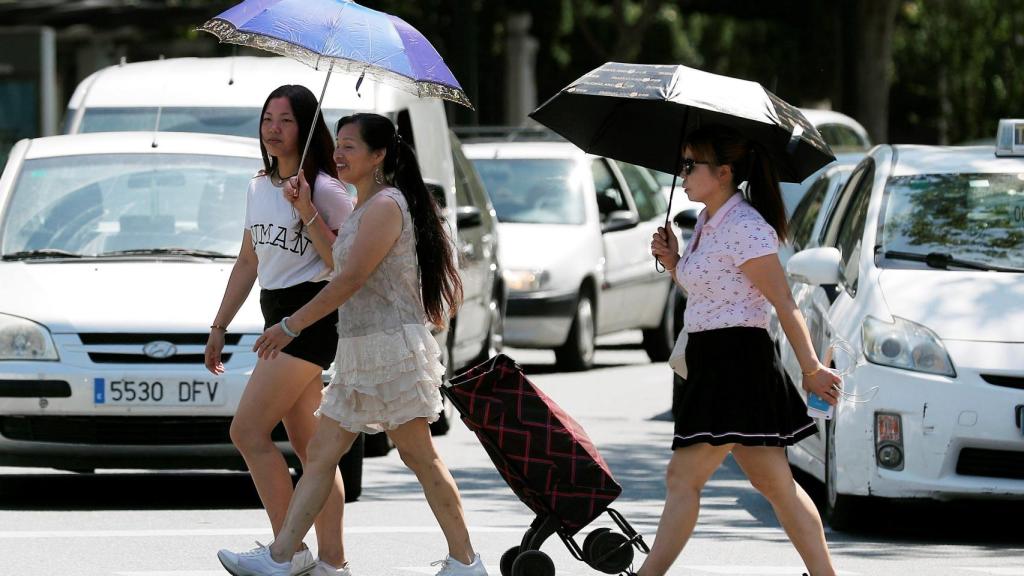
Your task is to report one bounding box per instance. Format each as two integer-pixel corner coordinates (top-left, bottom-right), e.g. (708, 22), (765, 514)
(207, 84), (353, 576)
(217, 113), (487, 576)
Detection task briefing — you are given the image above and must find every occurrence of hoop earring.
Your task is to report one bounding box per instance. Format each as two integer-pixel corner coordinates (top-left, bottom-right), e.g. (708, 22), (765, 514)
(374, 165), (385, 185)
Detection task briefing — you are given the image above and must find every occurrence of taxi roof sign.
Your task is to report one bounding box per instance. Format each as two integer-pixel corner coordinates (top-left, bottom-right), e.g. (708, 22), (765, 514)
(995, 118), (1024, 157)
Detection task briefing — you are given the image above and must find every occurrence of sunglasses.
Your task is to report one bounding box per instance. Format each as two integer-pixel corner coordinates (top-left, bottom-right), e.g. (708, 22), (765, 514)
(680, 158), (710, 176)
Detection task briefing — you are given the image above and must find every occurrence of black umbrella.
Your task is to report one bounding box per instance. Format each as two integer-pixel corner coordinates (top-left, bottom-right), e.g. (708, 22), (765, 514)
(529, 62), (835, 184)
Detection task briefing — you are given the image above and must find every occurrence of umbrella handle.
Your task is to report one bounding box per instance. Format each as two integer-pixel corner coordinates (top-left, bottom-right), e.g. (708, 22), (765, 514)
(298, 63), (335, 180)
(655, 168), (681, 274)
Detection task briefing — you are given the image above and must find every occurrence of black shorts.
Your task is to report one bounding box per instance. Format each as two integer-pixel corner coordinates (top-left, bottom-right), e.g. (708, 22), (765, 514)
(671, 326), (816, 449)
(259, 281), (339, 370)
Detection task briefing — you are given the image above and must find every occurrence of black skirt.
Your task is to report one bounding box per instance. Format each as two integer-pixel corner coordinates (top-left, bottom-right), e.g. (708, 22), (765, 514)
(259, 281), (339, 370)
(672, 326), (816, 449)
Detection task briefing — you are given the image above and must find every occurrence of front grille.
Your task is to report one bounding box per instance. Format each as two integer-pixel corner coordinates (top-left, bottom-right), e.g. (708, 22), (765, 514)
(956, 447), (1024, 480)
(88, 353), (231, 364)
(0, 416), (288, 446)
(980, 374), (1024, 390)
(79, 333), (242, 345)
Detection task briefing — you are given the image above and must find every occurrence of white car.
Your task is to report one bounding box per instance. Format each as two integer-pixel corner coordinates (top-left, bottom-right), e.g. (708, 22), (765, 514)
(781, 119), (1024, 529)
(463, 140), (675, 370)
(0, 131), (362, 494)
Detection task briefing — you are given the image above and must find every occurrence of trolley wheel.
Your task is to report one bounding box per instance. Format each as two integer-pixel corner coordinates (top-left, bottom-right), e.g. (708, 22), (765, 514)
(589, 530), (633, 574)
(582, 527), (611, 563)
(511, 550), (555, 576)
(499, 546), (520, 576)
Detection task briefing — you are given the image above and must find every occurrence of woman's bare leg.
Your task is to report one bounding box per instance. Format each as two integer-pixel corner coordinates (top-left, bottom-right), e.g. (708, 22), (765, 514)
(268, 416), (360, 563)
(635, 443), (733, 576)
(282, 377), (347, 567)
(731, 446), (836, 576)
(387, 417), (476, 564)
(230, 353), (321, 535)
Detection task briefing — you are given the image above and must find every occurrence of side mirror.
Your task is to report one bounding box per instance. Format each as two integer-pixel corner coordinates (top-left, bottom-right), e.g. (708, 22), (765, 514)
(673, 208), (699, 230)
(786, 247), (842, 286)
(456, 205), (482, 228)
(601, 210), (639, 233)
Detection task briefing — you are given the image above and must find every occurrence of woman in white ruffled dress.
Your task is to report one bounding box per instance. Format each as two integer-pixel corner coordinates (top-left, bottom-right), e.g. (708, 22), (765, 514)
(216, 113), (487, 576)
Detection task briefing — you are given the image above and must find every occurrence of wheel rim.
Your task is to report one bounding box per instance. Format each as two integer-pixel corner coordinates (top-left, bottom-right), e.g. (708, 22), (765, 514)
(577, 297), (595, 364)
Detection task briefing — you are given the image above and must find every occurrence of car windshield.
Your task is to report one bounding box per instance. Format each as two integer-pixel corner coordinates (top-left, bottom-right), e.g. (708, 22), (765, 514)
(879, 172), (1024, 271)
(471, 158), (585, 224)
(1, 153), (259, 258)
(78, 107), (353, 138)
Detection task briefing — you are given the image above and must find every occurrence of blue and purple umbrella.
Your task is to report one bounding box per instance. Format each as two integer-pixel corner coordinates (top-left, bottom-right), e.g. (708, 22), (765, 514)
(199, 0), (472, 109)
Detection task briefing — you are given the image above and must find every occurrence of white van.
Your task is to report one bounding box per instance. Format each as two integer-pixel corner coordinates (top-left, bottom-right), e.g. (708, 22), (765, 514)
(64, 56), (457, 214)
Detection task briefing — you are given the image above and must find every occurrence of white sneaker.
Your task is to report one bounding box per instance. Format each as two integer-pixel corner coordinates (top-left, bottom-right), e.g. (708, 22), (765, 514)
(431, 554), (488, 576)
(291, 549), (317, 576)
(311, 560), (353, 576)
(216, 541), (316, 576)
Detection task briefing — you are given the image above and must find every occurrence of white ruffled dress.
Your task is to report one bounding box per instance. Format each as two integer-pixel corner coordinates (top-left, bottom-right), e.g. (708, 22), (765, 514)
(316, 188), (446, 433)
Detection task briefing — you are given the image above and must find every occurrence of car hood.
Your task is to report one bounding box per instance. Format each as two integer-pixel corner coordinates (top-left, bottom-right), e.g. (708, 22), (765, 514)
(496, 222), (594, 271)
(0, 260), (264, 334)
(878, 269), (1024, 343)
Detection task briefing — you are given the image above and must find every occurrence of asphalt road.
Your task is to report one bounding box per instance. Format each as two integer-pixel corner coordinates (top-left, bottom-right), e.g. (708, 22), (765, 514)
(1, 332), (1022, 575)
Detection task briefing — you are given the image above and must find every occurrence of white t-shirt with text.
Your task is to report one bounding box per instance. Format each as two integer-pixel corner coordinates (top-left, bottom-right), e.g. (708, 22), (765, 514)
(244, 172), (354, 290)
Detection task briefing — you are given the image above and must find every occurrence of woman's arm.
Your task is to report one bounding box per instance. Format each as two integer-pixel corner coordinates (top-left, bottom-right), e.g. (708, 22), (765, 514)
(740, 254), (842, 405)
(286, 172), (338, 268)
(205, 230), (259, 374)
(253, 196), (403, 359)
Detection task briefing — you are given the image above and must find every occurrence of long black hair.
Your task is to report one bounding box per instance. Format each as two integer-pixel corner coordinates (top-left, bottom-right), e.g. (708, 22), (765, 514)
(258, 85), (338, 227)
(336, 113), (463, 327)
(685, 124), (788, 239)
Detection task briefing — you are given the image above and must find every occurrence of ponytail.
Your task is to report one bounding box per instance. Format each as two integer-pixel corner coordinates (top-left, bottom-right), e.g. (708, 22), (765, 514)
(742, 144), (788, 240)
(388, 137), (464, 327)
(686, 125), (788, 239)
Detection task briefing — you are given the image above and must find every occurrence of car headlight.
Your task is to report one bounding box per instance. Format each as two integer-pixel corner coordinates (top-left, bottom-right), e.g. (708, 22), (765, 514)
(0, 313), (59, 361)
(502, 269), (548, 292)
(862, 315), (954, 377)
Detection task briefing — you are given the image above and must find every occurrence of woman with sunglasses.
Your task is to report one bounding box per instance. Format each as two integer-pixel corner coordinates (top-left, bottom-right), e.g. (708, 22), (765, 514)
(645, 124), (840, 576)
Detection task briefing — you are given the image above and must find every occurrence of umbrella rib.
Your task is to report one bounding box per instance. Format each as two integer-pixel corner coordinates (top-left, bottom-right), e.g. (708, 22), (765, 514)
(586, 98), (626, 152)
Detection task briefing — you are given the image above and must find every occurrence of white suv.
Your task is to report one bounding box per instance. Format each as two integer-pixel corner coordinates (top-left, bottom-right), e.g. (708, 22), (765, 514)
(463, 139), (675, 370)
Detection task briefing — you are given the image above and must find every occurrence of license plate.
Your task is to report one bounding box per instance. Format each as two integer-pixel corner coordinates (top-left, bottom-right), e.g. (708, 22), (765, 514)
(93, 377), (225, 406)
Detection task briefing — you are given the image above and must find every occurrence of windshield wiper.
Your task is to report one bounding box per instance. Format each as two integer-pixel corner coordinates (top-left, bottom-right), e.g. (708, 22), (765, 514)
(98, 248), (235, 259)
(2, 249), (84, 261)
(882, 250), (1024, 273)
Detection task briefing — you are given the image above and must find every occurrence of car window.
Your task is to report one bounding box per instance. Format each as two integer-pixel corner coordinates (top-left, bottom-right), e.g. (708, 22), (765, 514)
(450, 134), (487, 211)
(879, 172), (1024, 271)
(832, 165), (874, 294)
(819, 124), (869, 153)
(471, 158), (585, 225)
(592, 159), (629, 219)
(78, 107), (353, 138)
(1, 153), (259, 256)
(790, 176), (831, 249)
(616, 161), (666, 221)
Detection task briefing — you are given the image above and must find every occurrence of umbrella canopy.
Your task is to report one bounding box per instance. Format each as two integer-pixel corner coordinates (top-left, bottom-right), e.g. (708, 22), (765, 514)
(529, 62), (834, 183)
(200, 0), (472, 109)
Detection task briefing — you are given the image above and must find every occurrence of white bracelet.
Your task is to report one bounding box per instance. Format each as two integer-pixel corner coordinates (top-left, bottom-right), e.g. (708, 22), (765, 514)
(280, 316), (301, 338)
(304, 211), (320, 227)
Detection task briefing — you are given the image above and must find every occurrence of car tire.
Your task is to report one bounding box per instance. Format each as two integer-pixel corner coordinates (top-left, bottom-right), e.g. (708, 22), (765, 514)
(824, 417), (861, 530)
(642, 288), (677, 362)
(555, 291), (596, 371)
(363, 431), (392, 457)
(338, 432), (364, 502)
(430, 325), (457, 436)
(473, 286), (505, 366)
